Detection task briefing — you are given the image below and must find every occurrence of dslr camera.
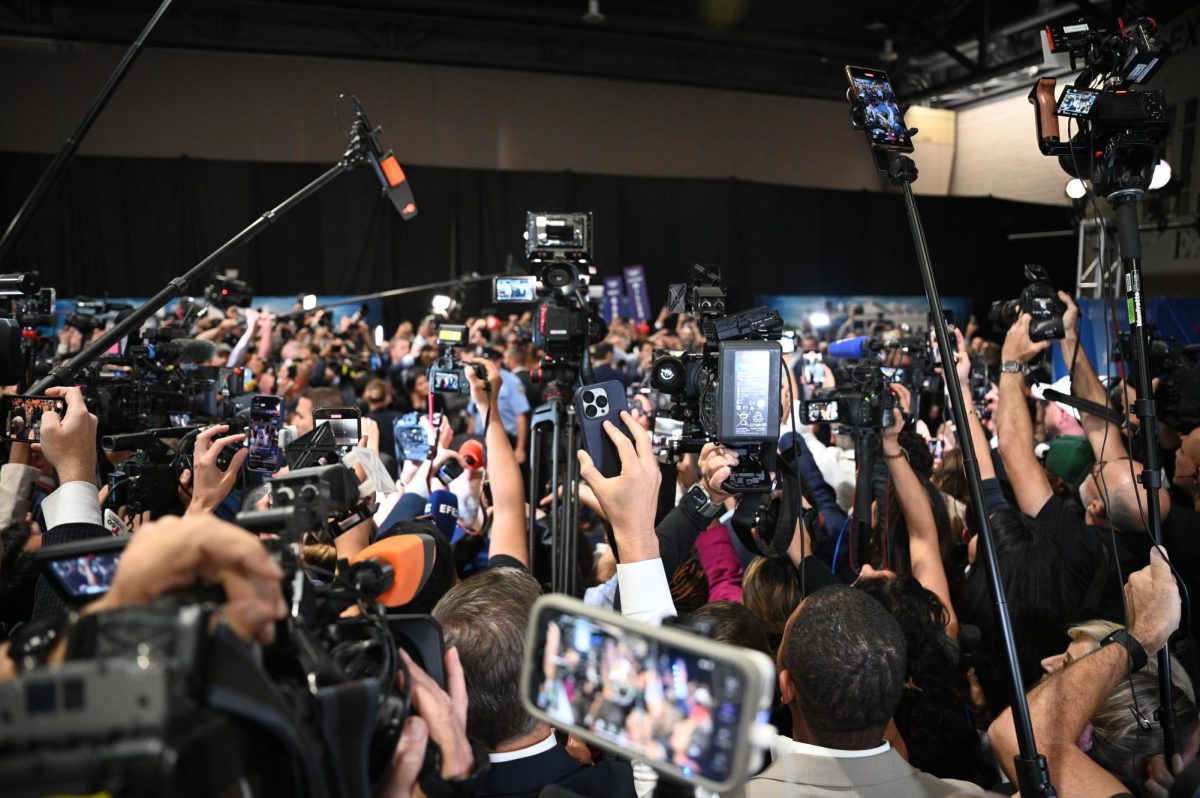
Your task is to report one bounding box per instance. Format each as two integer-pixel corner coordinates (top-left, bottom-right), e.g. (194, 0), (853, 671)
(427, 324), (485, 395)
(988, 264), (1066, 342)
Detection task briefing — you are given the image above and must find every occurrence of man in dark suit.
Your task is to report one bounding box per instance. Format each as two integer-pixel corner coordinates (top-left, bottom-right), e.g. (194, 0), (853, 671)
(433, 567), (637, 798)
(590, 342), (635, 388)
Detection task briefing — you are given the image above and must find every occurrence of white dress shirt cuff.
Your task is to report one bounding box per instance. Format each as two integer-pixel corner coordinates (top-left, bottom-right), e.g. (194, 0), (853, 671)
(617, 558), (677, 625)
(42, 480), (103, 529)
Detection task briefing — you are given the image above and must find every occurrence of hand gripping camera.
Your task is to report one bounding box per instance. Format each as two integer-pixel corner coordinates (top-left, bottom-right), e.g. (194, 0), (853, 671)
(988, 264), (1066, 342)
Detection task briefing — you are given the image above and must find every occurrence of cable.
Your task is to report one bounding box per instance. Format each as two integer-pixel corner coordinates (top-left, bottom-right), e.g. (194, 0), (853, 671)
(782, 355), (804, 596)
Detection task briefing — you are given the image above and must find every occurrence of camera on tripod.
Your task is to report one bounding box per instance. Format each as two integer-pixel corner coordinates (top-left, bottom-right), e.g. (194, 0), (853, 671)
(0, 272), (57, 385)
(650, 267), (783, 493)
(799, 369), (899, 430)
(1029, 17), (1171, 196)
(426, 323), (485, 395)
(988, 264), (1066, 342)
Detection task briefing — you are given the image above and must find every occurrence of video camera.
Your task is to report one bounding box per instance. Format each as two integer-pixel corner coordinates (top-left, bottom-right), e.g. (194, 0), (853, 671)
(426, 323), (485, 396)
(650, 266), (783, 492)
(204, 271), (254, 310)
(799, 362), (899, 431)
(988, 264), (1066, 342)
(0, 272), (57, 385)
(1030, 17), (1171, 196)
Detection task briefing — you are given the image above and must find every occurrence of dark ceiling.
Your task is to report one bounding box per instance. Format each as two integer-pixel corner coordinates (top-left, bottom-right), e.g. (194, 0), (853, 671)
(0, 0), (1193, 108)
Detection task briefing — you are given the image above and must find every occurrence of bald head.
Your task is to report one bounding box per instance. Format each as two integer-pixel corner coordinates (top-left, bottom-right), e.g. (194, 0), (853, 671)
(1082, 458), (1171, 532)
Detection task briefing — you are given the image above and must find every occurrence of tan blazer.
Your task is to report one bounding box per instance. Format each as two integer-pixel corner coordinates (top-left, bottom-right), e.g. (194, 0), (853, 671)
(744, 747), (983, 798)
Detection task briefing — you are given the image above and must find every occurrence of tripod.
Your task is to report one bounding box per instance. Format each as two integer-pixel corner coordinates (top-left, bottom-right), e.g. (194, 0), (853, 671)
(849, 92), (1056, 794)
(1109, 187), (1178, 764)
(528, 373), (584, 596)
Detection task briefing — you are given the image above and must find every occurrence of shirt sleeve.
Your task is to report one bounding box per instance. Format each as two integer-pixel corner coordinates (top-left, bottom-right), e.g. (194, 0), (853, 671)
(0, 463), (41, 526)
(617, 558), (677, 625)
(694, 524), (743, 603)
(41, 481), (103, 529)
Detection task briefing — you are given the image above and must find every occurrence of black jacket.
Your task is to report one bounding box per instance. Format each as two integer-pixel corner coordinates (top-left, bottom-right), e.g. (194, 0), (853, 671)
(474, 742), (636, 798)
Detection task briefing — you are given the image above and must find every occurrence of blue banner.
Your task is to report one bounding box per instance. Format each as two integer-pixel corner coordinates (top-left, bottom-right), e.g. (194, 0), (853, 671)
(601, 275), (625, 324)
(622, 265), (652, 323)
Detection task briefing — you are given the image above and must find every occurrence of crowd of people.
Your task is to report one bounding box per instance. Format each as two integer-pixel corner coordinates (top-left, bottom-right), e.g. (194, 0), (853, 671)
(1, 287), (1199, 798)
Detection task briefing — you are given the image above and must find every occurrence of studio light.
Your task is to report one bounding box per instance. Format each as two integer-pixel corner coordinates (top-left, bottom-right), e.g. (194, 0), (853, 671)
(431, 294), (453, 313)
(302, 294), (317, 310)
(1150, 159), (1172, 191)
(809, 311), (831, 329)
(1065, 179), (1087, 200)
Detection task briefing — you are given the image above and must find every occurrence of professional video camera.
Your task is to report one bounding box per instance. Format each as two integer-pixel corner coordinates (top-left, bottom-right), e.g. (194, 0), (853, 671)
(799, 362), (899, 431)
(988, 264), (1066, 342)
(204, 270), (253, 310)
(650, 266), (783, 493)
(524, 212), (606, 387)
(0, 272), (57, 385)
(1, 464), (453, 798)
(1029, 17), (1171, 196)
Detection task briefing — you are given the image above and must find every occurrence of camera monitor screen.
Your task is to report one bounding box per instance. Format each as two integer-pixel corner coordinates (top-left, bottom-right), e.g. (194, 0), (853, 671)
(436, 324), (467, 345)
(394, 412), (432, 462)
(801, 399), (840, 424)
(1056, 86), (1101, 118)
(845, 66), (914, 152)
(524, 596), (774, 792)
(1, 395), (66, 443)
(716, 341), (781, 444)
(430, 369), (462, 394)
(494, 276), (538, 303)
(314, 407), (362, 447)
(36, 536), (129, 604)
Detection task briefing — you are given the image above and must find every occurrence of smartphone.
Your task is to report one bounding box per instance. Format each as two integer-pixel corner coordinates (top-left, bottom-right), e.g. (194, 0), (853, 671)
(522, 594), (775, 794)
(35, 536), (129, 605)
(799, 398), (840, 424)
(437, 459), (465, 486)
(493, 276), (538, 303)
(802, 351), (824, 385)
(1, 395), (66, 443)
(929, 438), (945, 461)
(314, 406), (362, 448)
(845, 66), (914, 152)
(247, 394), (284, 472)
(575, 380), (634, 479)
(394, 411), (432, 462)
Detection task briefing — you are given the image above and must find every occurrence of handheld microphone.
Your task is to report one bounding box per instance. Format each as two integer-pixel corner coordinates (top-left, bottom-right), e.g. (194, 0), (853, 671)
(349, 532), (436, 607)
(347, 96), (418, 221)
(458, 439), (484, 469)
(826, 336), (880, 360)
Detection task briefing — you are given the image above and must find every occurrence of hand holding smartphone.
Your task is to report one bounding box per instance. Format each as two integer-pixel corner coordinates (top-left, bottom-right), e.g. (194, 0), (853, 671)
(1, 395), (67, 443)
(575, 381), (635, 479)
(247, 394), (284, 472)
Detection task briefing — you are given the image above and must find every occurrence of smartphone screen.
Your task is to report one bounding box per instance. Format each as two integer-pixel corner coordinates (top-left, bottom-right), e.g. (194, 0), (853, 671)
(247, 394), (283, 472)
(1, 395), (66, 443)
(394, 412), (431, 462)
(525, 598), (771, 790)
(314, 407), (362, 448)
(845, 66), (914, 152)
(494, 276), (538, 303)
(437, 459), (465, 485)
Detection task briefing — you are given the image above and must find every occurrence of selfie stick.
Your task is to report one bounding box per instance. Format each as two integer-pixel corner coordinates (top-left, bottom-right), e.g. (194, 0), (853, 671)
(0, 0), (176, 267)
(26, 102), (402, 396)
(849, 94), (1056, 797)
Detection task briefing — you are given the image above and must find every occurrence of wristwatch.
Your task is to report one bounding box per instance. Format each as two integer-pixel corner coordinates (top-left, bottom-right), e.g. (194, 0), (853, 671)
(685, 484), (724, 520)
(1000, 360), (1023, 374)
(1100, 628), (1148, 673)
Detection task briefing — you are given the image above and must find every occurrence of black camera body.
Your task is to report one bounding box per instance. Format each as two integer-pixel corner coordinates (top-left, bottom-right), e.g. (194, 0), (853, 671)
(801, 366), (898, 432)
(204, 272), (253, 310)
(988, 264), (1066, 342)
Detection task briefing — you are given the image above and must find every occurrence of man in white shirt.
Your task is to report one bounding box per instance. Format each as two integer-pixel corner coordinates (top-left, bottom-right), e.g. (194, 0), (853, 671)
(745, 584), (980, 798)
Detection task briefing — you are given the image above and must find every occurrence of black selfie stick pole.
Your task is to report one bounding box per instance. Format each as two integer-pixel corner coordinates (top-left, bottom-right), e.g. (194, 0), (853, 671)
(848, 96), (1054, 797)
(27, 114), (385, 395)
(1111, 188), (1177, 765)
(0, 0), (177, 266)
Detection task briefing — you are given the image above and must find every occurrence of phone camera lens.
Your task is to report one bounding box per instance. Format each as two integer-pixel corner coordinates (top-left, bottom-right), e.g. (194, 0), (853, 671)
(582, 390), (594, 403)
(584, 405), (597, 418)
(595, 394), (608, 408)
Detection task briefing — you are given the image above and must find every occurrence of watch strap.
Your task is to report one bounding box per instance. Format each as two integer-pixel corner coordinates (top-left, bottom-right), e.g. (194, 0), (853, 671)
(1001, 360), (1023, 374)
(1101, 628), (1148, 673)
(686, 484), (722, 520)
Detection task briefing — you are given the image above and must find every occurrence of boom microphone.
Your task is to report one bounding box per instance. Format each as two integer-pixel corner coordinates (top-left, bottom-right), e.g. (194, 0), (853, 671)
(827, 336), (880, 360)
(346, 95), (418, 221)
(127, 338), (217, 363)
(349, 532), (436, 607)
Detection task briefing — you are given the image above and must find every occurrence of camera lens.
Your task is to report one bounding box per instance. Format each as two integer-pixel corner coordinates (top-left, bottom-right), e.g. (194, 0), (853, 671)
(584, 405), (597, 418)
(595, 394), (608, 408)
(582, 390), (595, 403)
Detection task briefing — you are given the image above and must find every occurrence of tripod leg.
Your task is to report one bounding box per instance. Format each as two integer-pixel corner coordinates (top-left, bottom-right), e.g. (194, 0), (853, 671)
(528, 420), (545, 577)
(564, 407), (581, 597)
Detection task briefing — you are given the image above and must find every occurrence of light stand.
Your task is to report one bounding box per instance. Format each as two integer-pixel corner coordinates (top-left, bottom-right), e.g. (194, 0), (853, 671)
(850, 99), (1055, 797)
(1110, 187), (1177, 764)
(26, 109), (392, 396)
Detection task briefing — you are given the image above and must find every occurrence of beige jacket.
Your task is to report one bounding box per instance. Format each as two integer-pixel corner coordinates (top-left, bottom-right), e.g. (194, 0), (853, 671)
(744, 746), (982, 798)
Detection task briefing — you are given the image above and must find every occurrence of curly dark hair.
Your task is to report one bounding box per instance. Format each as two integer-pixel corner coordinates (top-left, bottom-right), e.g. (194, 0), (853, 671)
(856, 574), (981, 781)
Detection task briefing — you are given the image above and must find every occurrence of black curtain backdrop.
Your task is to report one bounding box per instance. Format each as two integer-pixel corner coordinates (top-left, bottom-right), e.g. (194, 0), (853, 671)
(0, 151), (1076, 328)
